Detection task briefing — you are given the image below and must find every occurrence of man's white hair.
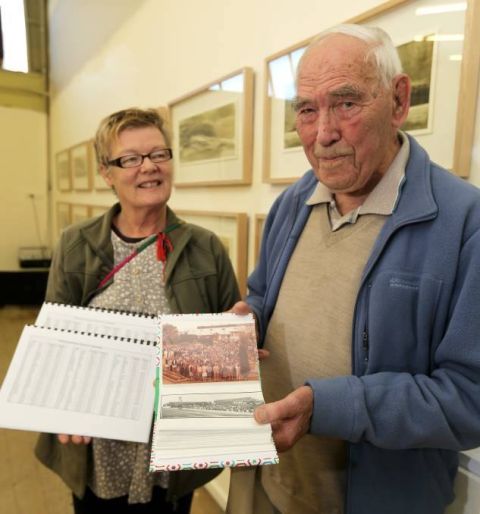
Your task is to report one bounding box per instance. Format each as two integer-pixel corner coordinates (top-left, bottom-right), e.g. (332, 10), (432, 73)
(299, 24), (403, 88)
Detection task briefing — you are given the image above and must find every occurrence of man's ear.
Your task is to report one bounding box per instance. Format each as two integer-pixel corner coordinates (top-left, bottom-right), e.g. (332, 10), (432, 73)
(391, 74), (411, 128)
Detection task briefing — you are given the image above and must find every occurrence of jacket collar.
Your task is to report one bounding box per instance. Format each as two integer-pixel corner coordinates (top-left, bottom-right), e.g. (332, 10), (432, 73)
(298, 133), (438, 227)
(78, 203), (193, 285)
(362, 134), (438, 282)
(382, 133), (438, 227)
(79, 203), (120, 270)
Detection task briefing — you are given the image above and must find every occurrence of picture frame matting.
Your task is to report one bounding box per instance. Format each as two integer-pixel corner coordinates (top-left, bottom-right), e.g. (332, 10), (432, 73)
(169, 68), (254, 187)
(176, 210), (248, 295)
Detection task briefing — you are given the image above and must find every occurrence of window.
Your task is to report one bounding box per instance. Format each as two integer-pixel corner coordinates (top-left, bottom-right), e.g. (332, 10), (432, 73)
(0, 0), (29, 73)
(0, 0), (47, 112)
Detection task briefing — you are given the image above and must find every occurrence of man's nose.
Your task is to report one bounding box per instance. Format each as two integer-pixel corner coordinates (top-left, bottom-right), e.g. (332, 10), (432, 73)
(315, 110), (341, 147)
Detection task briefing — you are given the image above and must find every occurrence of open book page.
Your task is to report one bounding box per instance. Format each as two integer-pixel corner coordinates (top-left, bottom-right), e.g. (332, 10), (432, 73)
(36, 302), (158, 343)
(150, 313), (279, 471)
(0, 324), (156, 443)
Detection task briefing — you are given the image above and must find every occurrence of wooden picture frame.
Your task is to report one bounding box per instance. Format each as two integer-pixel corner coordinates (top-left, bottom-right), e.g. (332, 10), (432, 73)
(70, 204), (92, 224)
(253, 214), (267, 267)
(169, 68), (254, 187)
(176, 210), (248, 295)
(71, 141), (92, 191)
(56, 150), (71, 192)
(263, 0), (480, 183)
(56, 202), (71, 237)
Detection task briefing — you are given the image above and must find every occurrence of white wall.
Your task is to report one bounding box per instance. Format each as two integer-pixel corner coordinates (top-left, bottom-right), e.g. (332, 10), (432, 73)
(0, 106), (48, 270)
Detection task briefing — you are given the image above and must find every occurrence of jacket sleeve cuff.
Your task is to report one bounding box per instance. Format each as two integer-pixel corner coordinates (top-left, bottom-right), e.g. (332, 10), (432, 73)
(305, 377), (357, 441)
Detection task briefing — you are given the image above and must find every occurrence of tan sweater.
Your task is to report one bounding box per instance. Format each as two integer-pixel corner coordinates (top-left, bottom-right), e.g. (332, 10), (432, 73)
(260, 204), (386, 514)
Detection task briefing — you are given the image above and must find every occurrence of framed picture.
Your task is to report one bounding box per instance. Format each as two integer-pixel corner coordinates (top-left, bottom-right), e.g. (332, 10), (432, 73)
(176, 210), (248, 295)
(89, 139), (110, 191)
(263, 0), (480, 182)
(56, 202), (71, 237)
(253, 214), (267, 267)
(169, 68), (254, 187)
(71, 204), (92, 224)
(56, 150), (71, 192)
(71, 141), (92, 191)
(396, 34), (437, 135)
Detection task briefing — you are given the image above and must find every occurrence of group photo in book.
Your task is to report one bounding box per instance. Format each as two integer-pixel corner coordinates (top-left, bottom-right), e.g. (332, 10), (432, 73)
(162, 317), (259, 384)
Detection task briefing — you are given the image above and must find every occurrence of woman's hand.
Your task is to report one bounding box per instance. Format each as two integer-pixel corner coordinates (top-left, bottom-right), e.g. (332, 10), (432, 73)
(57, 434), (92, 445)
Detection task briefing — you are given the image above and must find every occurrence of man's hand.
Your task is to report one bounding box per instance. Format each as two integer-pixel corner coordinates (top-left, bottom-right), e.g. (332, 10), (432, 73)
(254, 386), (313, 452)
(228, 301), (269, 360)
(57, 434), (92, 445)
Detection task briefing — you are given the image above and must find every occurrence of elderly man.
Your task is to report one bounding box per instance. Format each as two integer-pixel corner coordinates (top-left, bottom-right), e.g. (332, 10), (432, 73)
(227, 24), (480, 514)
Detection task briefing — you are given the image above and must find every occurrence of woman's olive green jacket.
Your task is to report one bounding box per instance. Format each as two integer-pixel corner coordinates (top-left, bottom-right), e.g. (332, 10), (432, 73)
(35, 203), (241, 502)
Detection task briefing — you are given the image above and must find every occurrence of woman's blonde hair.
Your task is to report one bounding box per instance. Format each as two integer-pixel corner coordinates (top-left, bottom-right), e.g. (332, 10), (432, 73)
(94, 107), (171, 166)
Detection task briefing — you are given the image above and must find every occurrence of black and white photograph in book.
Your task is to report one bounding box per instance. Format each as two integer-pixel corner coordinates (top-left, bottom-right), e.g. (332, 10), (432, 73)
(161, 391), (264, 418)
(161, 319), (259, 384)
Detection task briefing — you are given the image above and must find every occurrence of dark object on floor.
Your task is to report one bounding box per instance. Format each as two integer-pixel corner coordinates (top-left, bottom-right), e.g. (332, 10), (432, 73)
(0, 271), (48, 306)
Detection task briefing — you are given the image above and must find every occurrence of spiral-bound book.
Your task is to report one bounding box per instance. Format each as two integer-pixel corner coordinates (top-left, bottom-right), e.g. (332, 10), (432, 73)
(0, 303), (157, 443)
(150, 313), (279, 471)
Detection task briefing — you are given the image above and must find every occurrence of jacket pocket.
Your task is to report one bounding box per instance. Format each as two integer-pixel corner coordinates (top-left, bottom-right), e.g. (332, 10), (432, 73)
(365, 270), (443, 374)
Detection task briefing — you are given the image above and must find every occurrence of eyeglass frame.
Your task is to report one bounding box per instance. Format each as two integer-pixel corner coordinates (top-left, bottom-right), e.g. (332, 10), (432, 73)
(106, 148), (173, 169)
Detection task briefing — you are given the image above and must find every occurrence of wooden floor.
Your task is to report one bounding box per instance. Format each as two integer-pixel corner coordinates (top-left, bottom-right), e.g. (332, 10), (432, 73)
(0, 305), (223, 514)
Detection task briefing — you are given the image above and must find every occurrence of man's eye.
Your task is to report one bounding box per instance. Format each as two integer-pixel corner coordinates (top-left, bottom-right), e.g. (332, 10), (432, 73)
(296, 107), (317, 120)
(334, 101), (361, 119)
(336, 101), (356, 111)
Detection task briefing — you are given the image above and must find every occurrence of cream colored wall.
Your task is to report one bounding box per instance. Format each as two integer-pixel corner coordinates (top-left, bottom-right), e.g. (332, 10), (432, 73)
(0, 106), (48, 270)
(47, 0), (480, 272)
(47, 0), (385, 272)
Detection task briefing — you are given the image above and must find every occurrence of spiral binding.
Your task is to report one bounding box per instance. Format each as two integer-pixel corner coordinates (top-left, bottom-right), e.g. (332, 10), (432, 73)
(30, 322), (150, 346)
(44, 301), (157, 320)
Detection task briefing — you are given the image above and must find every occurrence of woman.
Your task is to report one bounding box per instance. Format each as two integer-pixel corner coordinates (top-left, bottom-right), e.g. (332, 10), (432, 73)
(35, 108), (241, 513)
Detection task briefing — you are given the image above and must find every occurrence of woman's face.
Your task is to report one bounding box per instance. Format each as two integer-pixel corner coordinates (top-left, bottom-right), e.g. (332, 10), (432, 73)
(101, 126), (173, 212)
